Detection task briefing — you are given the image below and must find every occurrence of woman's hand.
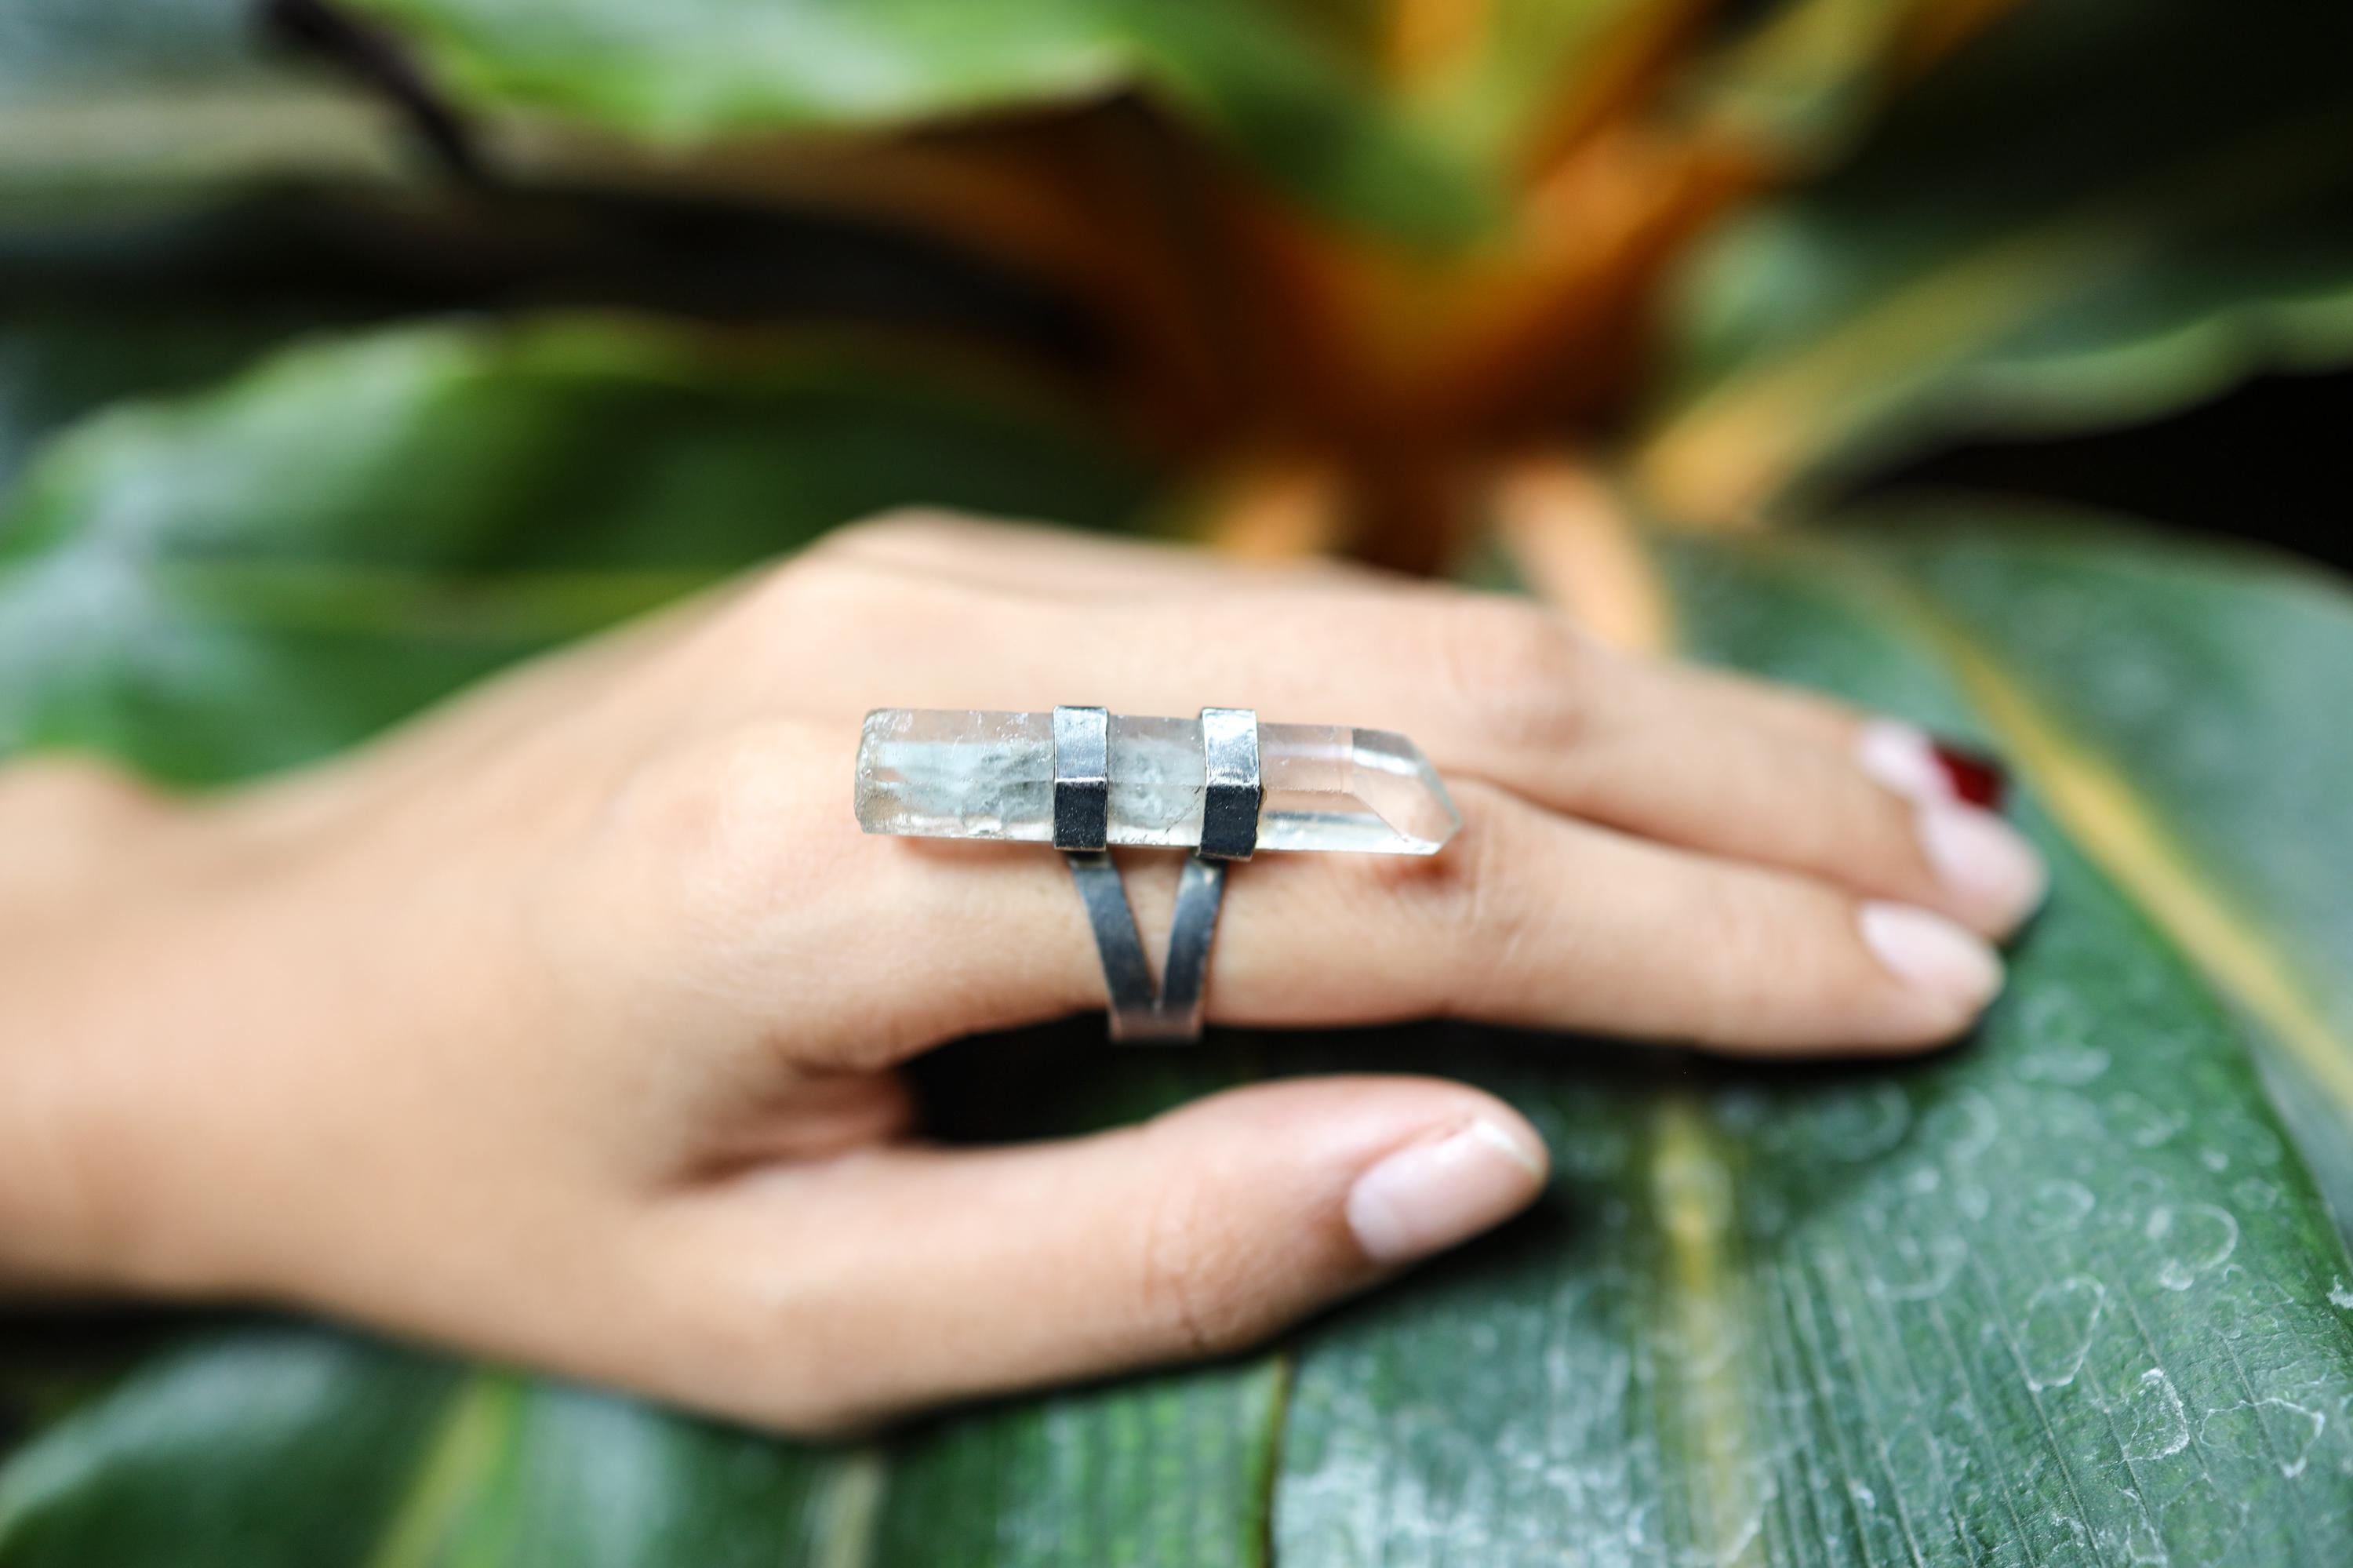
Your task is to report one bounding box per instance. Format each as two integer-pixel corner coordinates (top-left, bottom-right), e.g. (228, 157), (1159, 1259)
(0, 514), (2043, 1432)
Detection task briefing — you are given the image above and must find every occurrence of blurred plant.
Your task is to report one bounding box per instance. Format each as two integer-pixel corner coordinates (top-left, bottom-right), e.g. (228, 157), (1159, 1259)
(5, 2), (2353, 1563)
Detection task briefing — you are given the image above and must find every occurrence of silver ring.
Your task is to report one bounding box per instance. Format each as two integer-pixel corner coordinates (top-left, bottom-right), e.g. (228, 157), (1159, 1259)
(854, 704), (1459, 1041)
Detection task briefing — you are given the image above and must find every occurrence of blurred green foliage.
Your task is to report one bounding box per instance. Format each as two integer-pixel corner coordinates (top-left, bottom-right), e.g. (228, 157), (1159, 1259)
(5, 2), (2353, 1561)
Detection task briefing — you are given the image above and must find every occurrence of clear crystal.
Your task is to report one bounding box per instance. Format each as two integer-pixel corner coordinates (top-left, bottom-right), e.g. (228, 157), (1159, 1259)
(854, 709), (1460, 855)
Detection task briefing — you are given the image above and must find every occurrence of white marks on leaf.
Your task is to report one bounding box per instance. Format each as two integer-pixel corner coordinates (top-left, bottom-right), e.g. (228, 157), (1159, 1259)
(2199, 1396), (2328, 1480)
(2144, 1205), (2238, 1292)
(2024, 1276), (2108, 1390)
(2108, 1091), (2188, 1149)
(2122, 1515), (2173, 1566)
(2010, 989), (2105, 1086)
(1807, 1082), (1913, 1163)
(2048, 1512), (2092, 1555)
(2260, 1399), (2329, 1479)
(1922, 1089), (1998, 1164)
(2111, 1163), (2168, 1213)
(2022, 1179), (2097, 1234)
(2328, 1277), (2353, 1312)
(1871, 1235), (1966, 1303)
(2018, 1044), (2111, 1087)
(2043, 1093), (2104, 1144)
(2121, 1370), (2190, 1461)
(2230, 1176), (2281, 1213)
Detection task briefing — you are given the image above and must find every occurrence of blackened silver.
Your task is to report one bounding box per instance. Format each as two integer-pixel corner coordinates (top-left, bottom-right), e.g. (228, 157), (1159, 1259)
(1056, 704), (1257, 1040)
(1050, 704), (1109, 852)
(1196, 706), (1263, 862)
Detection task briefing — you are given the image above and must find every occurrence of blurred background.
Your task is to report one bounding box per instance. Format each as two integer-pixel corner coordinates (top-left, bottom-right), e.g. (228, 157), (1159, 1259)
(9, 0), (2351, 588)
(5, 2), (2353, 1563)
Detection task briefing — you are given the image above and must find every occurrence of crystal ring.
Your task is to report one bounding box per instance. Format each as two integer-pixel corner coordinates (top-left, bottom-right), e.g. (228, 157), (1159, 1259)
(855, 705), (1460, 1040)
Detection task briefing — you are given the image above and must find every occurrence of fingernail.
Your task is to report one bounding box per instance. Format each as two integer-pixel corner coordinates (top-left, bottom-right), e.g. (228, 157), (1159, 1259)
(1346, 1117), (1547, 1267)
(1857, 719), (2009, 810)
(1917, 800), (2048, 932)
(1859, 720), (2043, 930)
(1859, 901), (2004, 1010)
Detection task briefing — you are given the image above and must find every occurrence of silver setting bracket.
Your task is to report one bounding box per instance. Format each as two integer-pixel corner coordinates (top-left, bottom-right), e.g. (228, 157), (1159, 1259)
(1196, 706), (1263, 862)
(1050, 704), (1110, 853)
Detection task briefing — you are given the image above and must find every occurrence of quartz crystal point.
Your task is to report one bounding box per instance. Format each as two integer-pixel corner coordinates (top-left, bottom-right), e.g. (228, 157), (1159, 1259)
(855, 709), (1460, 854)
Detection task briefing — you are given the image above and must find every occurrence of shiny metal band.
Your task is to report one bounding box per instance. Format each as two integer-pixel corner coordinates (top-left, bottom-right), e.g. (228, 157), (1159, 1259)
(1064, 852), (1225, 1040)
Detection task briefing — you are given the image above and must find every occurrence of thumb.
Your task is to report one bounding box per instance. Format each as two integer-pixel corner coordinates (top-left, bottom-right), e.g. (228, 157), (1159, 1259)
(646, 1076), (1549, 1433)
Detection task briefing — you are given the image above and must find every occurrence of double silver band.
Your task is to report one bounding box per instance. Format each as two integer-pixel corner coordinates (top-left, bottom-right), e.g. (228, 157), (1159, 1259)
(1053, 705), (1260, 1041)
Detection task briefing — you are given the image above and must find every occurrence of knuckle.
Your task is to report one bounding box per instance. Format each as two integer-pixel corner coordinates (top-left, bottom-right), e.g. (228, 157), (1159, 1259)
(673, 1237), (898, 1438)
(823, 505), (984, 557)
(1425, 598), (1589, 748)
(0, 753), (162, 825)
(737, 551), (877, 640)
(0, 755), (174, 891)
(1416, 788), (1544, 1009)
(742, 531), (1002, 657)
(609, 719), (843, 917)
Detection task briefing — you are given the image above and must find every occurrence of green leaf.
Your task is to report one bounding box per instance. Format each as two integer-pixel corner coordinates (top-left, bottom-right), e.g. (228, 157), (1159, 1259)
(1671, 0), (1960, 166)
(1813, 506), (2353, 1239)
(0, 0), (406, 205)
(1635, 0), (2353, 520)
(0, 307), (317, 500)
(1376, 0), (1650, 169)
(0, 1330), (875, 1567)
(0, 1331), (460, 1565)
(337, 0), (1495, 244)
(9, 479), (2353, 1559)
(0, 315), (1160, 782)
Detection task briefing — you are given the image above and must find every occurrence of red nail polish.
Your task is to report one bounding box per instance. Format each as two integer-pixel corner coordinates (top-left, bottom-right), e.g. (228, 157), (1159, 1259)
(1930, 739), (2009, 810)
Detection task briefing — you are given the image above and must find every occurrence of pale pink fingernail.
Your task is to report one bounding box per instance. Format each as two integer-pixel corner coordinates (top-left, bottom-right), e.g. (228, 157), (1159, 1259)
(1916, 800), (2048, 933)
(1857, 719), (1952, 802)
(1345, 1118), (1547, 1267)
(1859, 720), (2045, 931)
(1858, 719), (2013, 808)
(1859, 901), (2004, 1010)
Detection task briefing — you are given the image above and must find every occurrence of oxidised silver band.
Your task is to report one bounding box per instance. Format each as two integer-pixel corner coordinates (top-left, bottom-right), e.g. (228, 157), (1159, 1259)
(1055, 704), (1258, 1041)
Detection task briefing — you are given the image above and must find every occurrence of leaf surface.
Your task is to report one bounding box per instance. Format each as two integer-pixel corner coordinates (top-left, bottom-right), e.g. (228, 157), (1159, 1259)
(0, 0), (406, 202)
(1268, 520), (2353, 1563)
(1635, 0), (2353, 520)
(336, 0), (1493, 244)
(1824, 508), (2353, 1239)
(0, 316), (1157, 782)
